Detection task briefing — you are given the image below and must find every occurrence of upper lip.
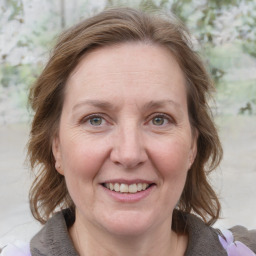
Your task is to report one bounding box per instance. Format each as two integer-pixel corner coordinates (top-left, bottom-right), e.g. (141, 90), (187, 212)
(101, 179), (155, 185)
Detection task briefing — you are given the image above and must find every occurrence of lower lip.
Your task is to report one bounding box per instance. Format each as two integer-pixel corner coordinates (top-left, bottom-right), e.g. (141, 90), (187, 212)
(101, 185), (155, 203)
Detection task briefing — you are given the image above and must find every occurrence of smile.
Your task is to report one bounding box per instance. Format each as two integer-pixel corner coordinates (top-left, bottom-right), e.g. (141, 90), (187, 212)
(103, 183), (151, 193)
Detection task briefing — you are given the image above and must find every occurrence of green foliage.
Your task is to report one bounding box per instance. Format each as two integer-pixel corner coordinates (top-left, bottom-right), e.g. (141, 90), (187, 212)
(0, 62), (41, 93)
(1, 0), (256, 123)
(4, 0), (24, 22)
(139, 0), (170, 11)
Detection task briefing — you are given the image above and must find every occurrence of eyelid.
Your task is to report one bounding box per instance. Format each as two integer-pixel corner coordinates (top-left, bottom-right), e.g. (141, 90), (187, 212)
(80, 113), (108, 125)
(79, 112), (175, 127)
(147, 112), (175, 124)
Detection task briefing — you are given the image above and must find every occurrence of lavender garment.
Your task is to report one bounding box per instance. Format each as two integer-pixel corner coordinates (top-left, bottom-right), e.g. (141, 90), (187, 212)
(0, 241), (31, 256)
(1, 224), (254, 256)
(219, 229), (256, 256)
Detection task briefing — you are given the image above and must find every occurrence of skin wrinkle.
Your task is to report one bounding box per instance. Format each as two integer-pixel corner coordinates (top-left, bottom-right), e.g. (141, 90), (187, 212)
(53, 42), (196, 256)
(27, 12), (223, 250)
(71, 102), (185, 137)
(72, 99), (185, 117)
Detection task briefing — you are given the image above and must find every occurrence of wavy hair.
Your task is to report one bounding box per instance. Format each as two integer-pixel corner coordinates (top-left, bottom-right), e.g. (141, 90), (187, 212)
(28, 7), (222, 228)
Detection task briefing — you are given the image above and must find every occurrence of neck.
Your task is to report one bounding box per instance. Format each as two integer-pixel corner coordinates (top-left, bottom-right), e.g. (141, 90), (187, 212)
(69, 212), (187, 256)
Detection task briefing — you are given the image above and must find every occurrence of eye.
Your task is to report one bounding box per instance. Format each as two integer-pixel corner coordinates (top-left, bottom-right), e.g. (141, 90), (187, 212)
(89, 116), (103, 126)
(152, 116), (167, 126)
(81, 114), (107, 127)
(148, 113), (173, 127)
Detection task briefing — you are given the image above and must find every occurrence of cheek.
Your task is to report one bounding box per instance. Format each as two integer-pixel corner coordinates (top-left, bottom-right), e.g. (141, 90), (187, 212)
(150, 137), (191, 177)
(59, 136), (109, 197)
(59, 143), (106, 212)
(60, 133), (107, 173)
(148, 138), (191, 211)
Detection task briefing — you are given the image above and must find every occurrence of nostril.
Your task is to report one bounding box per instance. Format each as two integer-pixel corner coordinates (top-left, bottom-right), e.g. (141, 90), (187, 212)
(111, 157), (146, 169)
(109, 132), (148, 168)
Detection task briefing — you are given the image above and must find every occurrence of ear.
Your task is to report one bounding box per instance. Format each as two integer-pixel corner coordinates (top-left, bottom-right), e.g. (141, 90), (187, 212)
(52, 136), (64, 175)
(188, 129), (198, 169)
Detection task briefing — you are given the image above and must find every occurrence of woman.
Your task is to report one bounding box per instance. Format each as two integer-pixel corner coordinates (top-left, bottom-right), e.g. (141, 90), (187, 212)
(1, 7), (255, 256)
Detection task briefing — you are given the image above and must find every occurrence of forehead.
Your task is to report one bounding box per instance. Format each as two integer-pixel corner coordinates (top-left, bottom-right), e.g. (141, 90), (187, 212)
(64, 42), (187, 111)
(69, 42), (183, 79)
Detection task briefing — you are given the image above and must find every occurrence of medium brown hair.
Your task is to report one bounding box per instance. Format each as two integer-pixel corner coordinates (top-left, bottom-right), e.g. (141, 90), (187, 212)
(28, 7), (222, 227)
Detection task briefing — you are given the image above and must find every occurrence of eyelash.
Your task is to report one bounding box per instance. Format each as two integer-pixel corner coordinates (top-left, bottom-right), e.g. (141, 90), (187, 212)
(148, 113), (174, 126)
(79, 113), (175, 128)
(80, 114), (107, 126)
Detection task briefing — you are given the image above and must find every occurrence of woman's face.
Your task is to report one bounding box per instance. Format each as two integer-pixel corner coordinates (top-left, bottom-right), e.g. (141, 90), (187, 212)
(53, 42), (197, 236)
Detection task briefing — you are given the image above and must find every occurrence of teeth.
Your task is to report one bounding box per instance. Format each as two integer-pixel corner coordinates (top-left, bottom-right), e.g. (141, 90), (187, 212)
(114, 183), (120, 192)
(120, 184), (129, 193)
(104, 183), (150, 193)
(137, 183), (142, 191)
(129, 184), (137, 193)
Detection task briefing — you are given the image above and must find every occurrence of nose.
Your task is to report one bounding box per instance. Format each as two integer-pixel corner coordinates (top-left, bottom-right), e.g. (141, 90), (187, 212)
(110, 123), (148, 169)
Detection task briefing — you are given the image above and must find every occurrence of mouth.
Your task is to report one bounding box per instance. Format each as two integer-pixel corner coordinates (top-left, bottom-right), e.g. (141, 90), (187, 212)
(101, 182), (154, 194)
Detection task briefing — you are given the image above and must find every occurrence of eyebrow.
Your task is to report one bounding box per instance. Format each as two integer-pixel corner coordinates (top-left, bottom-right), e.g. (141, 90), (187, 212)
(142, 100), (182, 112)
(72, 99), (183, 113)
(72, 99), (115, 113)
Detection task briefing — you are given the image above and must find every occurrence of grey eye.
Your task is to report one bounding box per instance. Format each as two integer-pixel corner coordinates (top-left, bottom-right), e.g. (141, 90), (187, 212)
(152, 116), (165, 125)
(89, 117), (103, 126)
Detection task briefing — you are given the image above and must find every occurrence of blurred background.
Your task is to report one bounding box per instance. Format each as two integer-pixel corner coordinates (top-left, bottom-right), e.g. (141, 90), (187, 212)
(0, 0), (256, 244)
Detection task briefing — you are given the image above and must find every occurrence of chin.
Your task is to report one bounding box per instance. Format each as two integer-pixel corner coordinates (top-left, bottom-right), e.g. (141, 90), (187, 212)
(98, 210), (156, 237)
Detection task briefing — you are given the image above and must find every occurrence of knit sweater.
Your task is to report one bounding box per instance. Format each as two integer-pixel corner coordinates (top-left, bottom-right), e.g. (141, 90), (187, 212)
(29, 209), (256, 256)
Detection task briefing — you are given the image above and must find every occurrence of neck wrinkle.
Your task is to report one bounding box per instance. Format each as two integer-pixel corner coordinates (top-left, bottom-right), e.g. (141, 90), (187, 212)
(69, 211), (182, 256)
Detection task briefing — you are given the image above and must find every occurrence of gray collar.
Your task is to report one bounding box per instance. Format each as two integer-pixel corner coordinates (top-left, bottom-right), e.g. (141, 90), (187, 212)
(30, 209), (78, 256)
(184, 213), (226, 255)
(30, 209), (226, 256)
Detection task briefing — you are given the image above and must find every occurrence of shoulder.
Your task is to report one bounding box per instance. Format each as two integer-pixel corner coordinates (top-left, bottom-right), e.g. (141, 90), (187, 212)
(231, 226), (256, 253)
(219, 226), (256, 255)
(181, 212), (256, 256)
(231, 226), (256, 246)
(30, 209), (78, 256)
(0, 240), (31, 256)
(181, 213), (227, 255)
